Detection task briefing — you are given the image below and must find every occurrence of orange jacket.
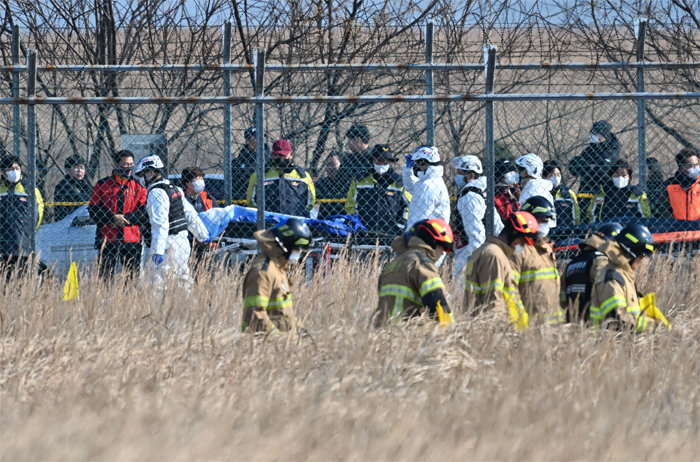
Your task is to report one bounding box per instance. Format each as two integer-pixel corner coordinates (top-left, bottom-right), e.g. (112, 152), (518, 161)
(666, 176), (700, 221)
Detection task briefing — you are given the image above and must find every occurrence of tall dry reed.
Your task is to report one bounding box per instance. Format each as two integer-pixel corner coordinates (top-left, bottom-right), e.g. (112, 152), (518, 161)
(1, 251), (698, 461)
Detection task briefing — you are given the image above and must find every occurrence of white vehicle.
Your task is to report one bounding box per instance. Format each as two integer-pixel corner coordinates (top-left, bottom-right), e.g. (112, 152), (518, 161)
(36, 205), (100, 278)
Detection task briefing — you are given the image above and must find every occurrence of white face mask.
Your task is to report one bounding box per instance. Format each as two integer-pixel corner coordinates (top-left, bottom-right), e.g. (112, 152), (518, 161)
(590, 134), (602, 144)
(373, 164), (390, 175)
(137, 175), (148, 188)
(612, 176), (630, 189)
(514, 244), (526, 255)
(192, 180), (205, 193)
(687, 167), (700, 179)
(548, 175), (562, 188)
(536, 222), (551, 238)
(416, 169), (426, 179)
(455, 174), (466, 188)
(288, 249), (302, 264)
(4, 169), (21, 183)
(504, 171), (519, 185)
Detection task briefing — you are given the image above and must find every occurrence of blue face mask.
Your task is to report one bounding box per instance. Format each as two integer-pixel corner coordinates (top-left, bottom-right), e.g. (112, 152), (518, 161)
(455, 174), (466, 188)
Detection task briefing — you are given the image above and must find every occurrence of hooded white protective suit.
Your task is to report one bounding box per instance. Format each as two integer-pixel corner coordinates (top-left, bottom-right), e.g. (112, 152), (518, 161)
(403, 165), (450, 229)
(454, 176), (505, 276)
(146, 178), (209, 290)
(519, 178), (555, 208)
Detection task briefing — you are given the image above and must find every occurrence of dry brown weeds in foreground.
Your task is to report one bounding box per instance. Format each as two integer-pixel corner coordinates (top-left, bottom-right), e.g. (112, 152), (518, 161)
(0, 253), (699, 461)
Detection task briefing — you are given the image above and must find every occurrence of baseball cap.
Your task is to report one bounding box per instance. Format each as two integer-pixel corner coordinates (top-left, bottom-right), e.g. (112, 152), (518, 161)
(370, 144), (396, 162)
(271, 139), (293, 157)
(244, 127), (267, 139)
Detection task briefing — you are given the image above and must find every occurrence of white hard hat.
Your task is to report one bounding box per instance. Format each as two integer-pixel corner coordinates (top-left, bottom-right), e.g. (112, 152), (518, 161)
(451, 155), (483, 174)
(134, 155), (165, 177)
(515, 153), (544, 178)
(410, 145), (440, 163)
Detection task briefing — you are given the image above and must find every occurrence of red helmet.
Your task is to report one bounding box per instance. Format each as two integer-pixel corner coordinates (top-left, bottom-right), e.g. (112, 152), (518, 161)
(506, 211), (539, 245)
(411, 218), (454, 252)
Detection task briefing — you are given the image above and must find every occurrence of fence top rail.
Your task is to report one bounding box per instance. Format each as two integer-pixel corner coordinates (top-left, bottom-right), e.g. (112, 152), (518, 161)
(2, 61), (699, 73)
(1, 91), (698, 105)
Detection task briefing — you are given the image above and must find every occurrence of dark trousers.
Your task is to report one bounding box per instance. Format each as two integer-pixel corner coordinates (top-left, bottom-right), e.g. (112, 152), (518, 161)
(98, 242), (143, 280)
(0, 254), (48, 283)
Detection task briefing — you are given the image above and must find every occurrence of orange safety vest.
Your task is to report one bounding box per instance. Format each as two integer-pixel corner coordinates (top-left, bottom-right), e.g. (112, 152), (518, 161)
(667, 179), (700, 221)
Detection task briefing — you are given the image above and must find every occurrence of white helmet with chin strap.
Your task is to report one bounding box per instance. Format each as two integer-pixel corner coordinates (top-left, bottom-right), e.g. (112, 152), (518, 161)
(411, 145), (440, 164)
(515, 153), (544, 179)
(451, 155), (483, 174)
(133, 155), (165, 186)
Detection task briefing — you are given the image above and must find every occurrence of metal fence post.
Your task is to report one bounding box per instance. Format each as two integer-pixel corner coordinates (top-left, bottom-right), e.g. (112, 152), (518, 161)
(27, 49), (37, 254)
(636, 17), (648, 191)
(254, 49), (266, 230)
(12, 26), (21, 159)
(223, 22), (232, 206)
(484, 45), (497, 237)
(425, 22), (434, 146)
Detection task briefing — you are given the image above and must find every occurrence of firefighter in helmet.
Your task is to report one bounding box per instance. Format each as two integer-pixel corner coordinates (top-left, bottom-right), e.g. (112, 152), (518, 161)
(561, 222), (622, 322)
(590, 223), (660, 332)
(242, 218), (312, 335)
(513, 196), (563, 325)
(464, 211), (539, 329)
(374, 218), (455, 327)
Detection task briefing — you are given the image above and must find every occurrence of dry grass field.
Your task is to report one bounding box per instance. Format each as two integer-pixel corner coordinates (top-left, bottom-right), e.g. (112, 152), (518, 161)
(1, 250), (699, 461)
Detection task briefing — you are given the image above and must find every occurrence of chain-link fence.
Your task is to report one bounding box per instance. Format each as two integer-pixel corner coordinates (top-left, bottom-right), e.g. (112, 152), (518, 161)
(1, 30), (699, 278)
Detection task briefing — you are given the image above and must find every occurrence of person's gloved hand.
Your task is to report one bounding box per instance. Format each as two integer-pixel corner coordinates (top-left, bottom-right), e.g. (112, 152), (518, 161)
(404, 153), (414, 168)
(151, 254), (164, 265)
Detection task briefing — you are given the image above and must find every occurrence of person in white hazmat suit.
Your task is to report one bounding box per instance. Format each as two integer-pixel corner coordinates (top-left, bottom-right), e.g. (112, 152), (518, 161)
(133, 155), (209, 289)
(515, 153), (555, 210)
(402, 145), (450, 229)
(451, 155), (504, 277)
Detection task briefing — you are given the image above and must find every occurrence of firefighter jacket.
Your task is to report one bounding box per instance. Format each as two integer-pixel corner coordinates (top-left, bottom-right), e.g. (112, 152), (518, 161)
(510, 237), (564, 325)
(374, 235), (452, 327)
(561, 233), (608, 322)
(242, 229), (299, 333)
(345, 169), (411, 235)
(0, 179), (44, 256)
(246, 165), (316, 217)
(402, 165), (450, 229)
(89, 173), (148, 245)
(463, 236), (528, 326)
(589, 182), (651, 222)
(663, 171), (700, 220)
(589, 240), (656, 332)
(53, 174), (92, 221)
(552, 184), (580, 227)
(184, 190), (214, 214)
(495, 183), (520, 222)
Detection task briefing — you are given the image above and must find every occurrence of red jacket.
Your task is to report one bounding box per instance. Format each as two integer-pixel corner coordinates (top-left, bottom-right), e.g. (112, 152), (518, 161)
(89, 174), (148, 244)
(495, 185), (520, 222)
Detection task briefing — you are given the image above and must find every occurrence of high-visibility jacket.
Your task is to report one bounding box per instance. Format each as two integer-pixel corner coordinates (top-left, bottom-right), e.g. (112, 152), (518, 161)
(241, 229), (299, 334)
(510, 237), (564, 325)
(665, 172), (700, 221)
(589, 183), (651, 222)
(589, 240), (657, 332)
(464, 236), (528, 327)
(89, 173), (148, 244)
(552, 184), (580, 227)
(247, 165), (316, 217)
(374, 235), (452, 327)
(561, 234), (609, 322)
(346, 169), (411, 235)
(0, 179), (44, 256)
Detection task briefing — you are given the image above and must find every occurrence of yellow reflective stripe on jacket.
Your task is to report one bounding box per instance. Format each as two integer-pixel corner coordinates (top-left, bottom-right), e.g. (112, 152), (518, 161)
(515, 267), (559, 284)
(636, 313), (648, 332)
(244, 295), (292, 310)
(419, 277), (444, 297)
(379, 284), (422, 304)
(465, 278), (504, 294)
(590, 295), (626, 323)
(244, 295), (269, 308)
(379, 283), (422, 318)
(545, 310), (566, 325)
